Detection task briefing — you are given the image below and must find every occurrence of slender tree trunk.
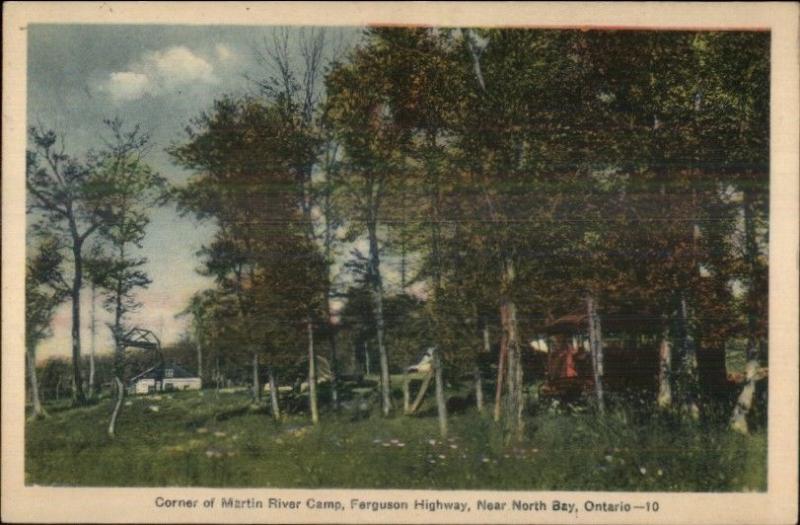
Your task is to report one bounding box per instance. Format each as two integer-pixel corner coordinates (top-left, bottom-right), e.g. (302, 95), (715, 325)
(657, 328), (673, 409)
(475, 317), (488, 413)
(677, 294), (700, 419)
(731, 190), (763, 433)
(89, 282), (97, 400)
(252, 352), (261, 403)
(215, 355), (221, 395)
(268, 367), (281, 421)
(108, 376), (124, 438)
(402, 373), (411, 414)
(433, 348), (448, 438)
(474, 367), (484, 413)
(501, 296), (525, 441)
(408, 372), (433, 415)
(493, 330), (507, 422)
(400, 188), (408, 291)
(196, 338), (203, 386)
(328, 332), (339, 410)
(364, 342), (371, 376)
(367, 195), (392, 417)
(26, 346), (47, 419)
(497, 258), (525, 441)
(586, 295), (605, 413)
(307, 318), (319, 424)
(324, 301), (339, 411)
(70, 242), (86, 405)
(731, 339), (760, 434)
(106, 247), (129, 438)
(374, 288), (391, 416)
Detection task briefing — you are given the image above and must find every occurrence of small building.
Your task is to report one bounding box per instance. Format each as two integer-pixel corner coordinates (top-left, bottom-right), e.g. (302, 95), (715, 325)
(128, 364), (202, 395)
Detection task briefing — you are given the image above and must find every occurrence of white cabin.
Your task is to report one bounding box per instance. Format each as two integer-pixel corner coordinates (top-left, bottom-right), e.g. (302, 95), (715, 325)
(128, 364), (202, 395)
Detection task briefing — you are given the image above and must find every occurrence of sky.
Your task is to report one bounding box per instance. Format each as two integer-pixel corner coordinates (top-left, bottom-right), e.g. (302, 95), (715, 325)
(26, 24), (367, 362)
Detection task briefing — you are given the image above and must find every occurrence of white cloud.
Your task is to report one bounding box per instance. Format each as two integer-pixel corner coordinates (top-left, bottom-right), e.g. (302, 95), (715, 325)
(104, 71), (150, 101)
(146, 46), (217, 86)
(100, 45), (218, 102)
(215, 43), (235, 62)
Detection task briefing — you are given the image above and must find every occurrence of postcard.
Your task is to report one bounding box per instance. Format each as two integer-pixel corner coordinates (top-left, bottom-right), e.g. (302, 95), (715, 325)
(2, 2), (798, 524)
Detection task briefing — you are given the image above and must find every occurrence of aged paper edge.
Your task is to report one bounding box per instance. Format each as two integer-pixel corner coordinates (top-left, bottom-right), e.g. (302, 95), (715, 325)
(2, 2), (798, 524)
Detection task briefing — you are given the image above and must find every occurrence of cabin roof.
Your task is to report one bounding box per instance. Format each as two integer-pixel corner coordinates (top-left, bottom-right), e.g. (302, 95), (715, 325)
(544, 312), (662, 334)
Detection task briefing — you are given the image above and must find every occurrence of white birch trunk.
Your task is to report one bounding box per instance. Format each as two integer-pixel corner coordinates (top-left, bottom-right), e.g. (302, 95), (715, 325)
(107, 376), (124, 438)
(730, 341), (759, 434)
(89, 283), (97, 399)
(402, 373), (411, 414)
(268, 367), (281, 421)
(586, 296), (605, 413)
(307, 319), (319, 424)
(433, 348), (448, 438)
(474, 367), (484, 413)
(26, 346), (47, 419)
(252, 352), (261, 403)
(657, 331), (673, 409)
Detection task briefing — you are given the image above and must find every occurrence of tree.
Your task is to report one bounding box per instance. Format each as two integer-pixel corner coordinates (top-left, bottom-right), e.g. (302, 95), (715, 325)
(252, 27), (353, 414)
(698, 32), (769, 433)
(172, 96), (326, 421)
(325, 40), (415, 417)
(25, 237), (69, 419)
(456, 28), (595, 440)
(357, 28), (467, 436)
(179, 289), (221, 385)
(27, 128), (115, 404)
(87, 118), (166, 437)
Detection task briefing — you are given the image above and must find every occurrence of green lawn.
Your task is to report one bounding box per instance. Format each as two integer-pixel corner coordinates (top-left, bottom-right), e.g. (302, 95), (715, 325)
(25, 388), (766, 491)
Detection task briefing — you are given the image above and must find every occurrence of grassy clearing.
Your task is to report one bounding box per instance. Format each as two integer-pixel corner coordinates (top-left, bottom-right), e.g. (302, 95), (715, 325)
(26, 388), (766, 491)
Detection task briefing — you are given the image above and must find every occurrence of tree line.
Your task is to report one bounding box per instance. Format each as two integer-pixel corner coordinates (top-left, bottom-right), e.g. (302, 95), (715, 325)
(26, 28), (768, 440)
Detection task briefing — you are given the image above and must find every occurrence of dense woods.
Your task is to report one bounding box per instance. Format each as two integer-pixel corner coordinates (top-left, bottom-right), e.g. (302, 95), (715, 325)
(27, 27), (768, 455)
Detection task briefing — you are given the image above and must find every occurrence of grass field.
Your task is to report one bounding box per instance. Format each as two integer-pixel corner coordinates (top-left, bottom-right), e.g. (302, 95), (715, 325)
(25, 384), (766, 491)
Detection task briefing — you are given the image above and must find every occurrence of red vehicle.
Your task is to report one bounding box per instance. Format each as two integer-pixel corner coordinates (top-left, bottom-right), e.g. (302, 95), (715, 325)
(538, 313), (660, 400)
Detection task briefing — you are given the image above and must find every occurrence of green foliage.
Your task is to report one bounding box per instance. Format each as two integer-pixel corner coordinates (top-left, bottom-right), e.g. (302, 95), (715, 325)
(26, 238), (69, 352)
(171, 95), (328, 373)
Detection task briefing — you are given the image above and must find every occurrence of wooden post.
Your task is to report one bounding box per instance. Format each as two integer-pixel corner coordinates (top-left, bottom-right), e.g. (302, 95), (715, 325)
(408, 372), (433, 415)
